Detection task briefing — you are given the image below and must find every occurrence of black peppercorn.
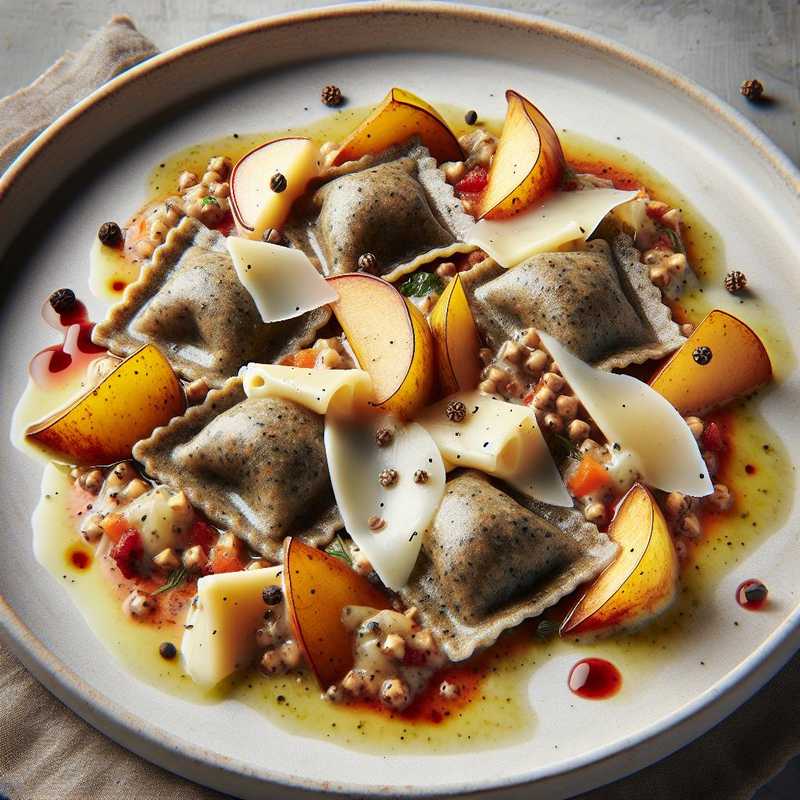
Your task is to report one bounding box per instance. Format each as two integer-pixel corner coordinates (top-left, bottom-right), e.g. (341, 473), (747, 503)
(98, 221), (123, 247)
(692, 345), (713, 365)
(159, 641), (177, 660)
(464, 109), (478, 125)
(744, 581), (768, 605)
(270, 172), (287, 193)
(321, 84), (343, 107)
(724, 270), (748, 294)
(375, 427), (393, 447)
(262, 585), (283, 605)
(445, 400), (468, 422)
(358, 252), (378, 274)
(740, 79), (764, 101)
(49, 288), (76, 315)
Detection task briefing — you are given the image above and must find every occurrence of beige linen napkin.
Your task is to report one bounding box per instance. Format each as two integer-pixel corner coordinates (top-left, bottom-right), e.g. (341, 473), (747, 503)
(0, 15), (157, 173)
(0, 15), (798, 800)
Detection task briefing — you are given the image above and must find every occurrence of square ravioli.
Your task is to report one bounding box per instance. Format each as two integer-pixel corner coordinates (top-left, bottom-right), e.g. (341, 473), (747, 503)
(133, 377), (341, 561)
(399, 471), (617, 661)
(284, 141), (475, 283)
(461, 234), (684, 370)
(92, 216), (331, 387)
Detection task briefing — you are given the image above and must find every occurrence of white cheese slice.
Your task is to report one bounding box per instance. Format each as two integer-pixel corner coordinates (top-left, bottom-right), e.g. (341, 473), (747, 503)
(467, 188), (638, 267)
(226, 237), (338, 323)
(416, 391), (572, 507)
(241, 363), (372, 417)
(324, 415), (446, 590)
(539, 331), (713, 497)
(182, 566), (282, 687)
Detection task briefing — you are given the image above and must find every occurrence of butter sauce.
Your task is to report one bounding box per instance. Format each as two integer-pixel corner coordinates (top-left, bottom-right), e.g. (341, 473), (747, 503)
(19, 106), (794, 753)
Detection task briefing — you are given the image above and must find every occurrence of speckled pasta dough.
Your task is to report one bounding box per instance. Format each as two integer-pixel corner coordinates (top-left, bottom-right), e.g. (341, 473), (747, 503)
(284, 141), (475, 282)
(399, 471), (617, 661)
(461, 235), (684, 370)
(92, 217), (331, 387)
(133, 377), (341, 561)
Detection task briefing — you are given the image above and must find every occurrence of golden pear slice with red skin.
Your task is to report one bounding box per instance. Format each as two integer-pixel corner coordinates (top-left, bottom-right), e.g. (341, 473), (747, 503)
(25, 343), (185, 467)
(332, 87), (463, 166)
(327, 273), (435, 419)
(429, 274), (482, 394)
(478, 89), (566, 220)
(283, 537), (391, 689)
(561, 484), (679, 636)
(230, 137), (321, 239)
(649, 309), (772, 416)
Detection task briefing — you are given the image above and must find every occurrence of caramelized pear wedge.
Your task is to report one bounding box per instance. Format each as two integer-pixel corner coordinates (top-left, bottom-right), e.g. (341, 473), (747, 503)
(650, 309), (772, 415)
(332, 87), (462, 166)
(327, 273), (435, 418)
(561, 484), (678, 636)
(283, 538), (391, 689)
(429, 274), (482, 394)
(478, 89), (565, 220)
(26, 343), (185, 466)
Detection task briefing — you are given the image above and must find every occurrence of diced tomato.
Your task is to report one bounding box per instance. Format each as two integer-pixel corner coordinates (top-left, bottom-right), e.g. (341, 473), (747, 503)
(100, 513), (130, 543)
(281, 348), (318, 369)
(567, 454), (612, 498)
(455, 166), (488, 194)
(701, 421), (725, 452)
(522, 388), (536, 406)
(189, 519), (217, 552)
(646, 204), (668, 220)
(208, 548), (246, 574)
(110, 529), (143, 579)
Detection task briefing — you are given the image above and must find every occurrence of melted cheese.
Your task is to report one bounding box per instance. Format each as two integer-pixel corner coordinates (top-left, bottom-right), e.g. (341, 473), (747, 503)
(540, 332), (713, 497)
(119, 486), (193, 558)
(226, 237), (338, 322)
(324, 415), (446, 590)
(241, 363), (372, 417)
(467, 188), (638, 267)
(416, 391), (571, 507)
(182, 566), (282, 687)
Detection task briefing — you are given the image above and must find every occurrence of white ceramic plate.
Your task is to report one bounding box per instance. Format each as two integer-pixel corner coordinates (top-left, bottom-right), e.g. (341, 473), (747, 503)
(1, 4), (799, 798)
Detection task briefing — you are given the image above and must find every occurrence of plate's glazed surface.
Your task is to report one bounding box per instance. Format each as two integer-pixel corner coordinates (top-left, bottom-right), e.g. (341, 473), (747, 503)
(1, 5), (799, 799)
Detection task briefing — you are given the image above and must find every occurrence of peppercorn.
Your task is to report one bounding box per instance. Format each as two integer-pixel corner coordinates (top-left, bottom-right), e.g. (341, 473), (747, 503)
(270, 172), (287, 193)
(262, 585), (283, 605)
(693, 345), (713, 365)
(368, 515), (385, 532)
(321, 84), (343, 107)
(724, 270), (748, 294)
(464, 109), (478, 125)
(262, 227), (286, 246)
(98, 221), (123, 247)
(740, 79), (764, 101)
(743, 581), (768, 605)
(49, 288), (76, 315)
(375, 427), (393, 447)
(357, 251), (378, 274)
(445, 399), (468, 422)
(379, 468), (399, 487)
(159, 641), (177, 660)
(413, 469), (429, 484)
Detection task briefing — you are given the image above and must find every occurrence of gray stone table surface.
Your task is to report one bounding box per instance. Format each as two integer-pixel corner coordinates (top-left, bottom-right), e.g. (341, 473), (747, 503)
(0, 1), (798, 799)
(1, 0), (798, 165)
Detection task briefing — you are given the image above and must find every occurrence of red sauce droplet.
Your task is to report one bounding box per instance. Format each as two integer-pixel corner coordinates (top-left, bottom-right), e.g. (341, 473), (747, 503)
(744, 464), (756, 475)
(568, 658), (622, 699)
(67, 547), (92, 570)
(112, 280), (127, 292)
(30, 296), (106, 389)
(736, 579), (768, 610)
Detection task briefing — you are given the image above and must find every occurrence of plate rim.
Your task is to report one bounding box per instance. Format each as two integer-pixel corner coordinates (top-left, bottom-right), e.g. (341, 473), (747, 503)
(1, 3), (799, 797)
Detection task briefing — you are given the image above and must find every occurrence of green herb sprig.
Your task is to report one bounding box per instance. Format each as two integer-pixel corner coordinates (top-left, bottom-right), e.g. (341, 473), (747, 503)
(326, 534), (353, 566)
(151, 566), (188, 596)
(399, 271), (444, 298)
